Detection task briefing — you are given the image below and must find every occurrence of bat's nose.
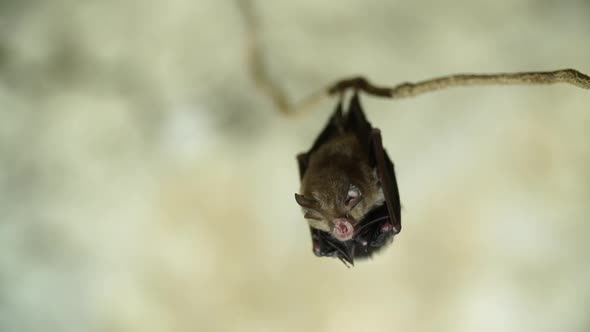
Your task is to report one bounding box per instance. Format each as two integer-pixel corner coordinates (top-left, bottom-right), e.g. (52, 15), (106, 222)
(332, 218), (354, 241)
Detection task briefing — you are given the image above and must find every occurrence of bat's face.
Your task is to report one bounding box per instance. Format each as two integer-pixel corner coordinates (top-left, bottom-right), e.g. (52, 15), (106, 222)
(295, 135), (384, 241)
(295, 183), (365, 241)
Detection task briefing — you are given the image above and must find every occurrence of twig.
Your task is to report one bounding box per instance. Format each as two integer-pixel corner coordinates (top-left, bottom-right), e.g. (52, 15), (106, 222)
(327, 69), (590, 98)
(236, 0), (328, 116)
(236, 1), (590, 115)
(236, 0), (290, 114)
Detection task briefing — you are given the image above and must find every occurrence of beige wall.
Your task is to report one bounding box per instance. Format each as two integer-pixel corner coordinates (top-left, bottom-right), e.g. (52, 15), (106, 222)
(1, 1), (589, 331)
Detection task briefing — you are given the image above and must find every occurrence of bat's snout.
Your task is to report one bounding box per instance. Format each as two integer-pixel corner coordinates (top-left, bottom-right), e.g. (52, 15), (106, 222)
(332, 218), (354, 241)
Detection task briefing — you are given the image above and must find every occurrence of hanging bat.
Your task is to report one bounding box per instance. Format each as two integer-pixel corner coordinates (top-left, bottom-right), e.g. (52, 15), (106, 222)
(295, 92), (402, 266)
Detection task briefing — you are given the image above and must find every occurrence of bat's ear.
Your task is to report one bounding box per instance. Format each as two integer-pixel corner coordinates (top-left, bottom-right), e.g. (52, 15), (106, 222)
(294, 193), (318, 209)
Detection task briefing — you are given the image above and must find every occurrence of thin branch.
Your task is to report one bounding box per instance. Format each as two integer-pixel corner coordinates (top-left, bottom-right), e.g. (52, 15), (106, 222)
(236, 1), (590, 116)
(236, 0), (327, 116)
(236, 0), (290, 114)
(327, 69), (590, 99)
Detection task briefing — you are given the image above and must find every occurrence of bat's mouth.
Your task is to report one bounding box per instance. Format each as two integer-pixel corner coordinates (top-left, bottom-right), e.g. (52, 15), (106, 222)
(332, 219), (354, 241)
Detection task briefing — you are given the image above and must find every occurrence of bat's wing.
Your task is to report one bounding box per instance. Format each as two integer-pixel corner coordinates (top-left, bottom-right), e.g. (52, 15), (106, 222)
(297, 93), (402, 266)
(297, 100), (344, 180)
(369, 128), (401, 233)
(351, 128), (401, 260)
(345, 93), (373, 155)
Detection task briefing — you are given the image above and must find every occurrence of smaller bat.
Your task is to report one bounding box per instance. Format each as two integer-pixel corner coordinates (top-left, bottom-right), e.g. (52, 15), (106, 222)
(295, 92), (402, 266)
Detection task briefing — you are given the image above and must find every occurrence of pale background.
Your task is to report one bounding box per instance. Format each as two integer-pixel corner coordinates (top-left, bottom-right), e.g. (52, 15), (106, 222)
(1, 1), (589, 332)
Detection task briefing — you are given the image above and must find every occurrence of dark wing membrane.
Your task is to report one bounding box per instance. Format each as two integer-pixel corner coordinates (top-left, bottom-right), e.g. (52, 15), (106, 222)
(298, 93), (374, 179)
(352, 204), (393, 259)
(369, 129), (402, 232)
(345, 93), (374, 160)
(348, 129), (402, 262)
(307, 100), (345, 156)
(297, 100), (344, 180)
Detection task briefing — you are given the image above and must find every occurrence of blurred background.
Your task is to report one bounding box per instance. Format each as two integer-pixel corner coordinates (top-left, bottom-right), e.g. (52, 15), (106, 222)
(1, 1), (589, 331)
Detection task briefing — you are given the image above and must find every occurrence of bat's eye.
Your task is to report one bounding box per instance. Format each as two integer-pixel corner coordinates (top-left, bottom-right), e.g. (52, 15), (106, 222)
(345, 185), (361, 209)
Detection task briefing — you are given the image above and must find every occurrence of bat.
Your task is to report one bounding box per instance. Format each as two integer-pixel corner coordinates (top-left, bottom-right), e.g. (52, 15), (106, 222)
(295, 92), (402, 266)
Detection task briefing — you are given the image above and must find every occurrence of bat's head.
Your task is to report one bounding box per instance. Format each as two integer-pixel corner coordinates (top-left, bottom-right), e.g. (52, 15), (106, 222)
(295, 158), (384, 242)
(294, 187), (359, 241)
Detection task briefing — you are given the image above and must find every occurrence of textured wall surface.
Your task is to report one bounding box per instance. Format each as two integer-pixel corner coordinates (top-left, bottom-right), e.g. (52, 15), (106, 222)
(1, 1), (589, 331)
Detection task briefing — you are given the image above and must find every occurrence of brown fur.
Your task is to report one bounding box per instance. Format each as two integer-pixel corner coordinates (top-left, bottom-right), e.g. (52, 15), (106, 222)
(298, 133), (384, 233)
